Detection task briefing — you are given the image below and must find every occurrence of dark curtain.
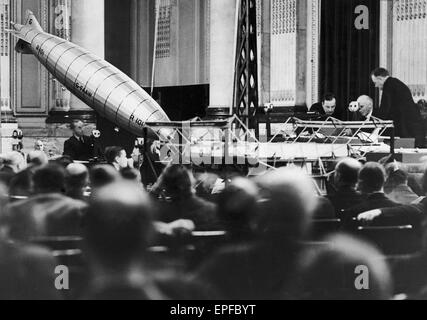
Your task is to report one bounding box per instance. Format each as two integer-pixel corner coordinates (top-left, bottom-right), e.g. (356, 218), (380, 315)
(320, 0), (380, 120)
(148, 85), (210, 121)
(98, 0), (135, 156)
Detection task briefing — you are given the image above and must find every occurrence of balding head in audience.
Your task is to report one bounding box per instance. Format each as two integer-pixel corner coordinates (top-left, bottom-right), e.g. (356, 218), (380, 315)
(255, 167), (317, 243)
(65, 163), (89, 200)
(385, 162), (408, 188)
(217, 177), (259, 240)
(357, 162), (386, 195)
(297, 234), (393, 300)
(84, 182), (154, 269)
(334, 158), (362, 190)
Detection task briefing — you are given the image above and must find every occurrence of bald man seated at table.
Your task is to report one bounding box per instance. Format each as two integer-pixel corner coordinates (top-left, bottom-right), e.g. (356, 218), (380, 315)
(343, 96), (382, 141)
(348, 96), (375, 122)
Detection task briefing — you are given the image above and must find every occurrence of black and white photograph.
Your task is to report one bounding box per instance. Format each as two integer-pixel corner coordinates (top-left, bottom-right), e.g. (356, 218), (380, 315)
(0, 0), (426, 304)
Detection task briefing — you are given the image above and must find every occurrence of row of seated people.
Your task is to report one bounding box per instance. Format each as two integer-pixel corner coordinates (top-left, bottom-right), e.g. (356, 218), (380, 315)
(0, 149), (427, 299)
(315, 158), (424, 222)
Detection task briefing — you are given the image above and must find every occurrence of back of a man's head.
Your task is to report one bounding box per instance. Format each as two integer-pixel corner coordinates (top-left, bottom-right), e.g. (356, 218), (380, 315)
(9, 170), (34, 198)
(89, 165), (121, 189)
(27, 151), (48, 167)
(53, 156), (74, 169)
(105, 146), (124, 164)
(33, 165), (66, 194)
(65, 163), (89, 190)
(120, 167), (142, 184)
(255, 168), (317, 244)
(358, 162), (386, 194)
(334, 158), (362, 189)
(217, 178), (259, 237)
(155, 165), (194, 200)
(298, 234), (392, 300)
(371, 68), (390, 78)
(84, 182), (153, 267)
(385, 162), (408, 189)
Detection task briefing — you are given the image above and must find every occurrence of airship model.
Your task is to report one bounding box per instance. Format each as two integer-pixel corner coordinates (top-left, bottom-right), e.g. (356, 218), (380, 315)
(9, 10), (171, 137)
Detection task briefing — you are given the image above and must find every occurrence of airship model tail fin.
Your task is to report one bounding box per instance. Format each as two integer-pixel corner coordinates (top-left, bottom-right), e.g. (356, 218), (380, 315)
(9, 10), (44, 54)
(23, 10), (44, 32)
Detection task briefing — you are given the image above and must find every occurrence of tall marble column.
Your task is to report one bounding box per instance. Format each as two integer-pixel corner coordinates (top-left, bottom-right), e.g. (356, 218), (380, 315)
(208, 0), (237, 114)
(70, 0), (105, 112)
(258, 0), (271, 106)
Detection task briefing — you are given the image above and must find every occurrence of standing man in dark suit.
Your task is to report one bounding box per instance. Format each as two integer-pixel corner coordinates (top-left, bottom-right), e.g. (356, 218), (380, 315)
(63, 120), (92, 161)
(371, 68), (425, 148)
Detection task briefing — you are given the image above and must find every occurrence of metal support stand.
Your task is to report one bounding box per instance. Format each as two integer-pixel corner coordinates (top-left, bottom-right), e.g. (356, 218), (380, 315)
(233, 0), (259, 131)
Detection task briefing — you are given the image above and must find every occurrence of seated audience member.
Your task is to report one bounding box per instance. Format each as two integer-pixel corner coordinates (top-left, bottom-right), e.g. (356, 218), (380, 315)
(194, 172), (223, 204)
(344, 162), (399, 220)
(296, 234), (393, 300)
(27, 151), (49, 168)
(384, 162), (419, 205)
(52, 155), (74, 169)
(8, 169), (34, 200)
(3, 165), (87, 241)
(312, 197), (336, 220)
(0, 236), (60, 300)
(307, 93), (343, 120)
(33, 165), (66, 195)
(89, 165), (121, 189)
(105, 146), (130, 171)
(8, 152), (46, 200)
(216, 178), (259, 242)
(140, 139), (165, 188)
(358, 167), (427, 228)
(34, 140), (45, 152)
(121, 167), (142, 186)
(195, 168), (318, 300)
(65, 163), (89, 201)
(327, 158), (364, 216)
(151, 165), (217, 231)
(83, 182), (165, 300)
(0, 152), (26, 186)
